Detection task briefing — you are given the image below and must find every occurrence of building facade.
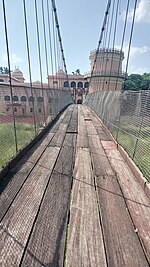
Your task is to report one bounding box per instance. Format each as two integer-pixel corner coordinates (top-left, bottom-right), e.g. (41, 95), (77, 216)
(48, 70), (89, 103)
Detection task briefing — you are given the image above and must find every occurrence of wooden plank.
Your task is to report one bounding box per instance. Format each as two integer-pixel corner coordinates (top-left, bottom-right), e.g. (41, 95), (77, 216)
(21, 128), (75, 267)
(76, 105), (89, 148)
(0, 133), (55, 221)
(21, 172), (72, 267)
(0, 146), (60, 267)
(102, 140), (150, 263)
(85, 109), (148, 266)
(67, 105), (78, 133)
(66, 148), (107, 267)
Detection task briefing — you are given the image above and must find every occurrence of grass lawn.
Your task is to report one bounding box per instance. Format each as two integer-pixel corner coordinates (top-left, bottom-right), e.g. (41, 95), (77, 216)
(0, 123), (35, 169)
(111, 125), (150, 182)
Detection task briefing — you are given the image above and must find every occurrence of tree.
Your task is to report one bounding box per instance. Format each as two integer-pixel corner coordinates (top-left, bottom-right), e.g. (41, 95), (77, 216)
(0, 66), (10, 74)
(75, 69), (81, 75)
(0, 67), (4, 74)
(123, 73), (150, 91)
(4, 67), (9, 74)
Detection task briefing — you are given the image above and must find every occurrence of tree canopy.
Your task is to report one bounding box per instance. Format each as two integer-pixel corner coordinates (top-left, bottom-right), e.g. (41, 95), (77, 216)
(0, 67), (10, 74)
(124, 73), (150, 91)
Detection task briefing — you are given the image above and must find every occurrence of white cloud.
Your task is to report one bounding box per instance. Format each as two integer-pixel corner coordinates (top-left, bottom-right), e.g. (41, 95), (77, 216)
(2, 52), (23, 64)
(116, 44), (150, 74)
(128, 0), (150, 23)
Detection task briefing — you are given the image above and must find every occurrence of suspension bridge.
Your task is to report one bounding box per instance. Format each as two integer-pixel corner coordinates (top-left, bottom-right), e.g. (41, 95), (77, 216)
(0, 0), (150, 266)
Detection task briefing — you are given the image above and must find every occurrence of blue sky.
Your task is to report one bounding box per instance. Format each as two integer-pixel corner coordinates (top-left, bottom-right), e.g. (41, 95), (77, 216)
(0, 0), (150, 82)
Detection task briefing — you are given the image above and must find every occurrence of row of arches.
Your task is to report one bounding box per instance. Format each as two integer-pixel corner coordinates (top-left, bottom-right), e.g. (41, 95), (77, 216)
(4, 95), (44, 103)
(64, 81), (89, 88)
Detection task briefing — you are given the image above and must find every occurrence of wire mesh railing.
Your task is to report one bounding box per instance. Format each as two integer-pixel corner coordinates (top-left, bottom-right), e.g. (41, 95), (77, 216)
(0, 83), (73, 169)
(84, 90), (150, 182)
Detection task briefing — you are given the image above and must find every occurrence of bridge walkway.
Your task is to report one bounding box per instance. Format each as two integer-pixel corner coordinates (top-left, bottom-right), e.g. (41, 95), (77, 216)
(0, 104), (150, 267)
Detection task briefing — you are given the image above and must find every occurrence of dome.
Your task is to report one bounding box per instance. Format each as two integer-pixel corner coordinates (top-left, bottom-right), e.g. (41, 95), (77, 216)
(12, 68), (23, 77)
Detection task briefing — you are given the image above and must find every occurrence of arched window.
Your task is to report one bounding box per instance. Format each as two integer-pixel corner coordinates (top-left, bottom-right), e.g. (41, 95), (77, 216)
(77, 82), (83, 88)
(13, 95), (19, 102)
(30, 108), (33, 113)
(4, 95), (10, 101)
(37, 96), (43, 102)
(71, 81), (76, 88)
(53, 81), (58, 85)
(64, 81), (69, 87)
(21, 96), (27, 102)
(28, 96), (34, 102)
(0, 79), (4, 82)
(84, 82), (89, 88)
(14, 107), (17, 112)
(38, 108), (42, 113)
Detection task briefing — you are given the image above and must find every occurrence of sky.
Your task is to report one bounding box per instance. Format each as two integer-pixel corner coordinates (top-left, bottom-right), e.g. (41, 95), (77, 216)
(0, 0), (150, 82)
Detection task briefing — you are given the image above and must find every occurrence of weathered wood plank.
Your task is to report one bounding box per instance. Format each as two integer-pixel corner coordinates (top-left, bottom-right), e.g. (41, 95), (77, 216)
(0, 146), (60, 267)
(76, 106), (89, 148)
(86, 115), (148, 266)
(20, 172), (72, 267)
(67, 105), (78, 133)
(0, 133), (55, 221)
(102, 140), (150, 264)
(66, 148), (107, 267)
(21, 124), (75, 267)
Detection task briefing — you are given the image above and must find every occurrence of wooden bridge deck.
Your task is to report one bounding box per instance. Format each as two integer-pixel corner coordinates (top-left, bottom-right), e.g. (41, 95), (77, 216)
(0, 104), (150, 267)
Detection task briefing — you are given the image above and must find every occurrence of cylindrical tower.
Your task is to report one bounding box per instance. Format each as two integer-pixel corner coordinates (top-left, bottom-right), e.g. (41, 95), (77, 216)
(85, 48), (125, 93)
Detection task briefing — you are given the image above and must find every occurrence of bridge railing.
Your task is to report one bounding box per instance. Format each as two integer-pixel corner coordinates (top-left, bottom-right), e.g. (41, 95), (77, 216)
(84, 90), (150, 182)
(0, 83), (73, 169)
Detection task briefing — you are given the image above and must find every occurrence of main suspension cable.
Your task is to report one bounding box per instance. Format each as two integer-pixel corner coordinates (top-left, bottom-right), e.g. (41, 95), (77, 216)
(51, 0), (69, 87)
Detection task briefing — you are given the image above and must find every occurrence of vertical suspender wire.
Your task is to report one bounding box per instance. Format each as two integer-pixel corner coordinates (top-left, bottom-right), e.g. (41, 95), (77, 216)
(55, 26), (61, 89)
(100, 13), (110, 91)
(102, 0), (115, 91)
(34, 0), (46, 125)
(51, 7), (58, 87)
(2, 0), (18, 153)
(47, 0), (54, 88)
(51, 0), (69, 91)
(22, 0), (37, 135)
(116, 0), (138, 142)
(41, 0), (49, 111)
(114, 0), (130, 92)
(41, 0), (49, 78)
(89, 0), (111, 90)
(107, 0), (120, 92)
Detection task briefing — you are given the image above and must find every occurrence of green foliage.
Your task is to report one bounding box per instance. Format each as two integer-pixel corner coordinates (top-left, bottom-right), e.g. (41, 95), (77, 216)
(124, 73), (150, 91)
(0, 123), (35, 168)
(75, 69), (81, 75)
(0, 66), (10, 74)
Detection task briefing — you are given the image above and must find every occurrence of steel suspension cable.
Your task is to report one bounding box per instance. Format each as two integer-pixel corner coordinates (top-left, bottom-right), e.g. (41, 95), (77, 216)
(116, 0), (138, 141)
(124, 0), (138, 85)
(2, 0), (18, 152)
(107, 0), (120, 91)
(41, 0), (49, 78)
(34, 0), (46, 124)
(51, 0), (69, 87)
(47, 0), (54, 87)
(51, 7), (58, 84)
(102, 0), (115, 91)
(22, 0), (37, 134)
(89, 0), (111, 87)
(114, 0), (130, 91)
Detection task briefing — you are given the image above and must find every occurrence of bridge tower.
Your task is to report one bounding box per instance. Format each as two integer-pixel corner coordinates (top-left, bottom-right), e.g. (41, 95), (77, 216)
(85, 48), (125, 93)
